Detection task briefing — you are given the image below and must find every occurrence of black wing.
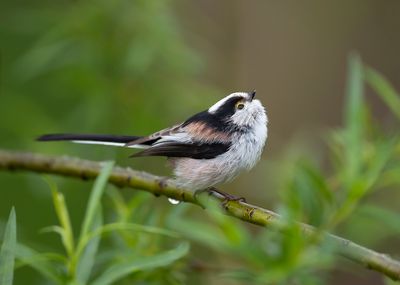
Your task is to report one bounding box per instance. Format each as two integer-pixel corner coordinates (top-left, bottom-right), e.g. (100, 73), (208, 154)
(131, 141), (231, 159)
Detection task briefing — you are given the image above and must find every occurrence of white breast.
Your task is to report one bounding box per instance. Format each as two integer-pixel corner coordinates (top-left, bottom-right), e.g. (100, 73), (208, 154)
(172, 116), (268, 191)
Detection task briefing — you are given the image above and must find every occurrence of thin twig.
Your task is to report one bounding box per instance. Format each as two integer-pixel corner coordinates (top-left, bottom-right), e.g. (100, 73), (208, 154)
(0, 149), (399, 280)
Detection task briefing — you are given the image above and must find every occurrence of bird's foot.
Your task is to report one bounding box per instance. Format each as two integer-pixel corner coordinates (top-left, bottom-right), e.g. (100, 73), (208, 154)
(194, 187), (246, 207)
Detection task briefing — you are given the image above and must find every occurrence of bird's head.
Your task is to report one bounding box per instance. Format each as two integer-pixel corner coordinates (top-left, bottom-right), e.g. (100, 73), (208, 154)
(208, 91), (267, 131)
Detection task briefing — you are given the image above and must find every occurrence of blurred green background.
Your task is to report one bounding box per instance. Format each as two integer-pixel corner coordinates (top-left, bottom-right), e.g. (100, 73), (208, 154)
(1, 1), (400, 284)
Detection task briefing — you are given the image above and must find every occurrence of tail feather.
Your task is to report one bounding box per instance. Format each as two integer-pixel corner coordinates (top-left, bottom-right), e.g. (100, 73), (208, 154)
(37, 133), (144, 148)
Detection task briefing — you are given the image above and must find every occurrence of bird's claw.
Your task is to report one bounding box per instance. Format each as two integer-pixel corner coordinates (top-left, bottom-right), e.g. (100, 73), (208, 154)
(194, 187), (246, 208)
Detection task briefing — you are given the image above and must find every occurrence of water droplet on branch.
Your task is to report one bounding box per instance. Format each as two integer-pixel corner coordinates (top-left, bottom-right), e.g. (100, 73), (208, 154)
(168, 198), (180, 205)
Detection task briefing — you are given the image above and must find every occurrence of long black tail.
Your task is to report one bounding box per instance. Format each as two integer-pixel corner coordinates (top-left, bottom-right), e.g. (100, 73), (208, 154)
(37, 133), (142, 147)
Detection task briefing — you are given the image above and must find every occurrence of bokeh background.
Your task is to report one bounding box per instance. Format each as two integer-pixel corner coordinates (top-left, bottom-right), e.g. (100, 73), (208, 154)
(1, 1), (400, 284)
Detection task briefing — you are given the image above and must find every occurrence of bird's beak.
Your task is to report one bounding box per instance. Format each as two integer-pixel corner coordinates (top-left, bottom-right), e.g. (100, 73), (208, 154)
(248, 90), (256, 101)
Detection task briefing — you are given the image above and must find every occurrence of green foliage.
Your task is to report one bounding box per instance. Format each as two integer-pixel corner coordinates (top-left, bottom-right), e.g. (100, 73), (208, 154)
(328, 56), (397, 227)
(166, 200), (332, 284)
(0, 0), (213, 151)
(12, 162), (188, 285)
(91, 242), (189, 285)
(0, 208), (17, 285)
(0, 1), (211, 282)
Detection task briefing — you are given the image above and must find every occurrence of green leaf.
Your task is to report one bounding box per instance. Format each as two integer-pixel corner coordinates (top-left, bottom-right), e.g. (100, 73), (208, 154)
(168, 218), (228, 251)
(76, 209), (102, 285)
(47, 180), (75, 258)
(74, 161), (114, 284)
(205, 201), (249, 247)
(85, 222), (179, 245)
(0, 207), (17, 285)
(91, 242), (190, 285)
(286, 159), (333, 226)
(344, 53), (365, 183)
(358, 204), (400, 233)
(365, 67), (400, 120)
(363, 138), (396, 190)
(15, 244), (64, 284)
(80, 161), (114, 239)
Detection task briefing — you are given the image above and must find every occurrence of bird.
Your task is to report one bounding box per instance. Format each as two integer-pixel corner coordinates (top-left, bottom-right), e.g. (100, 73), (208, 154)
(37, 91), (268, 199)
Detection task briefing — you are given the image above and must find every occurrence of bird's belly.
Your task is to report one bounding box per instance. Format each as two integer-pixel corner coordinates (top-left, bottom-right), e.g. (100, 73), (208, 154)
(172, 157), (238, 190)
(171, 142), (263, 190)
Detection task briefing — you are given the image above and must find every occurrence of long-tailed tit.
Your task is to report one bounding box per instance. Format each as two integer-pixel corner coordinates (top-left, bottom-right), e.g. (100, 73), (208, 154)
(38, 91), (268, 194)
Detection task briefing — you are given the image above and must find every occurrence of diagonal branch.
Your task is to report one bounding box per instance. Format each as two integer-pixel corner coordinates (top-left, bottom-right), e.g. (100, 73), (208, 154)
(0, 149), (399, 280)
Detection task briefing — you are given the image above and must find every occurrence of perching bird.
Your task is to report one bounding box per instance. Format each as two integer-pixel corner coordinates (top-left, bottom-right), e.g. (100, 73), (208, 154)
(38, 91), (268, 195)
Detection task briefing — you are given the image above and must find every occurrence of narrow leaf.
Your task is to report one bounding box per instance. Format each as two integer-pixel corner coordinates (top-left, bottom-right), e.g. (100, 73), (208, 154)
(76, 209), (102, 284)
(83, 222), (179, 248)
(363, 139), (396, 190)
(91, 242), (189, 285)
(365, 67), (400, 120)
(15, 244), (64, 284)
(49, 184), (75, 258)
(0, 208), (17, 285)
(358, 205), (400, 233)
(344, 53), (365, 183)
(80, 161), (114, 238)
(74, 161), (114, 283)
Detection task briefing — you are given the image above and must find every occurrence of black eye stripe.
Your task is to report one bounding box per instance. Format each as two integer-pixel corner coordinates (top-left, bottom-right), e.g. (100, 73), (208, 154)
(225, 96), (244, 106)
(215, 96), (244, 115)
(183, 96), (246, 133)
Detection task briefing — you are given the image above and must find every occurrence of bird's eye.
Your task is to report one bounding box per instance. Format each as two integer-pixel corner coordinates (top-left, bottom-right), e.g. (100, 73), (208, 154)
(236, 102), (245, 110)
